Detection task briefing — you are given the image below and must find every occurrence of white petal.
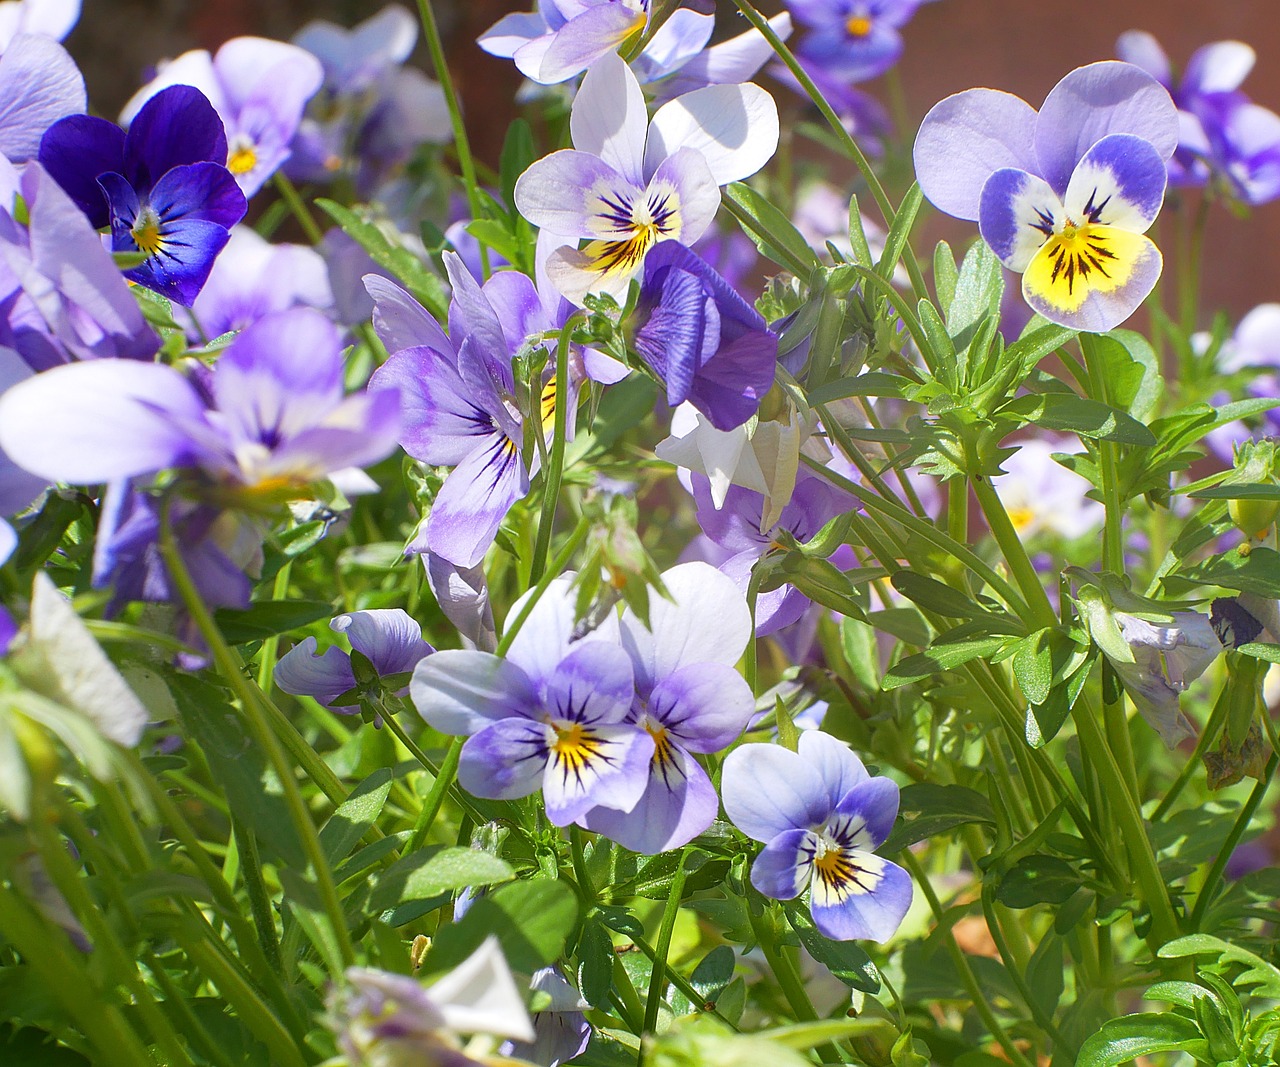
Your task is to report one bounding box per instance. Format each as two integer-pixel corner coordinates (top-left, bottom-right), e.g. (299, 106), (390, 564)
(645, 82), (779, 185)
(431, 936), (535, 1042)
(571, 51), (648, 186)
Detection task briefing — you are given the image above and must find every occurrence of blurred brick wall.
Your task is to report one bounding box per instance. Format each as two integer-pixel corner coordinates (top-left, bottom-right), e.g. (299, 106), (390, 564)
(71, 0), (1280, 322)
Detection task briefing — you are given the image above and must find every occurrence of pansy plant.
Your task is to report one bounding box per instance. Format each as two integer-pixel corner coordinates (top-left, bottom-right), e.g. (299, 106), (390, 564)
(913, 62), (1179, 332)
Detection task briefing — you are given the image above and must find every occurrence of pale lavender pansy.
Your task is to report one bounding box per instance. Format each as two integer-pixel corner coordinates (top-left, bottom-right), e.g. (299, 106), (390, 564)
(722, 730), (913, 942)
(0, 348), (46, 514)
(327, 937), (534, 1067)
(295, 3), (417, 96)
(1203, 304), (1280, 458)
(687, 469), (856, 635)
(914, 62), (1179, 332)
(275, 609), (434, 709)
(411, 576), (654, 828)
(631, 241), (777, 431)
(426, 551), (497, 653)
(179, 225), (333, 342)
(500, 968), (592, 1067)
(992, 434), (1103, 541)
(635, 10), (792, 100)
(0, 308), (401, 498)
(1114, 612), (1222, 745)
(0, 158), (159, 370)
(0, 0), (79, 51)
(581, 562), (756, 854)
(1194, 93), (1280, 206)
(0, 33), (84, 162)
(480, 0), (648, 85)
(120, 37), (323, 197)
(515, 52), (779, 305)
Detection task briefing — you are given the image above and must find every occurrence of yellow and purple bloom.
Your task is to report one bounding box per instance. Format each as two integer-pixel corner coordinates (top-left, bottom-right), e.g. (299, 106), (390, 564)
(119, 36), (324, 197)
(39, 84), (248, 305)
(515, 52), (779, 305)
(913, 62), (1179, 332)
(722, 730), (912, 942)
(581, 562), (757, 853)
(411, 576), (654, 828)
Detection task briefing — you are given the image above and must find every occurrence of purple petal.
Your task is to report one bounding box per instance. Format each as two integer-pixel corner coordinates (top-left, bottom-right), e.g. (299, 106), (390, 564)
(113, 207), (231, 306)
(1114, 31), (1171, 88)
(1184, 41), (1255, 96)
(829, 776), (899, 851)
(505, 577), (621, 686)
(411, 649), (539, 736)
(365, 274), (452, 355)
(275, 637), (357, 706)
(370, 347), (493, 467)
(515, 150), (636, 240)
(426, 552), (497, 652)
(520, 5), (644, 85)
(1062, 133), (1167, 232)
(0, 35), (85, 163)
(570, 51), (648, 185)
(582, 744), (718, 853)
(799, 730), (870, 815)
(809, 853), (912, 942)
(479, 11), (548, 59)
(0, 358), (206, 483)
(544, 641), (634, 726)
(647, 662), (755, 753)
(634, 9), (713, 83)
(687, 327), (777, 431)
(655, 13), (789, 95)
(262, 389), (401, 490)
(481, 268), (551, 355)
(796, 21), (902, 83)
(124, 84), (227, 190)
(443, 252), (514, 389)
(334, 609), (434, 676)
(424, 432), (528, 568)
(645, 82), (779, 186)
(978, 167), (1060, 272)
(1034, 61), (1179, 195)
(635, 260), (706, 406)
(147, 161), (247, 229)
(38, 114), (125, 228)
(913, 88), (1039, 222)
(750, 827), (811, 900)
(542, 721), (654, 826)
(460, 717), (551, 800)
(721, 742), (831, 842)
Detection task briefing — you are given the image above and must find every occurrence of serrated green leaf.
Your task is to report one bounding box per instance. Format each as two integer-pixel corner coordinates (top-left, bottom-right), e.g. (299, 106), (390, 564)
(875, 182), (922, 283)
(1076, 1014), (1207, 1067)
(1002, 392), (1156, 445)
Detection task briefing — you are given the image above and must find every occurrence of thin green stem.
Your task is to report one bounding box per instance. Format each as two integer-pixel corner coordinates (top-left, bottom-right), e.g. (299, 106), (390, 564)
(232, 816), (283, 974)
(159, 504), (355, 970)
(643, 854), (687, 1035)
(970, 476), (1056, 628)
(273, 172), (324, 244)
(1189, 751), (1279, 929)
(530, 324), (574, 584)
(902, 852), (1034, 1067)
(570, 825), (595, 905)
(406, 735), (464, 852)
(496, 513), (590, 656)
(413, 0), (491, 278)
(256, 558), (294, 693)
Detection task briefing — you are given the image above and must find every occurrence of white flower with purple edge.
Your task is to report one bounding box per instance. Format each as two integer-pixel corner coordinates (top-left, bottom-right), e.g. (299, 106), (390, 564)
(722, 730), (912, 942)
(515, 52), (778, 305)
(411, 576), (654, 828)
(913, 62), (1179, 332)
(479, 0), (649, 86)
(581, 562), (757, 853)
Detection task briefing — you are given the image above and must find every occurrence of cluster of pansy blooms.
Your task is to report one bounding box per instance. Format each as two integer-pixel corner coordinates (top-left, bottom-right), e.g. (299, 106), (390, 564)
(4, 0), (1280, 1063)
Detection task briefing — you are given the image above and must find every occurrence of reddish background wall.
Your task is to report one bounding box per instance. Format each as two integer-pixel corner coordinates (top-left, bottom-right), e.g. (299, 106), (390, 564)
(71, 0), (1280, 324)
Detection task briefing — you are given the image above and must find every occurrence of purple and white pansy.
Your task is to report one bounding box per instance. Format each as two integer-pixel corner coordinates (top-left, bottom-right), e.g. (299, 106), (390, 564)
(410, 575), (655, 828)
(515, 51), (779, 305)
(913, 61), (1179, 332)
(722, 729), (912, 942)
(479, 0), (649, 86)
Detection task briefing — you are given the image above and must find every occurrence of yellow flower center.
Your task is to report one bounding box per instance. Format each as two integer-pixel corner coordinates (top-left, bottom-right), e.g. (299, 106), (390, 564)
(585, 185), (682, 278)
(130, 207), (165, 257)
(227, 140), (258, 175)
(550, 723), (604, 783)
(645, 721), (674, 768)
(1008, 506), (1036, 532)
(845, 14), (872, 36)
(540, 377), (557, 435)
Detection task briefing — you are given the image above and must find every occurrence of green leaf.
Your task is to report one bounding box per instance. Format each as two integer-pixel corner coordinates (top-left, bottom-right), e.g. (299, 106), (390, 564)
(315, 199), (447, 318)
(933, 240), (958, 316)
(213, 600), (333, 644)
(1166, 546), (1280, 597)
(369, 846), (514, 912)
(319, 769), (392, 867)
(1076, 1014), (1208, 1067)
(722, 182), (819, 275)
(806, 372), (913, 406)
(883, 783), (995, 851)
(576, 916), (615, 1009)
(875, 182), (923, 283)
(1158, 933), (1280, 998)
(1189, 484), (1280, 500)
(1002, 392), (1156, 445)
(783, 901), (880, 992)
(890, 572), (989, 619)
(882, 635), (1008, 690)
(762, 1018), (898, 1051)
(1238, 641), (1280, 664)
(1026, 934), (1064, 1021)
(1088, 330), (1163, 420)
(996, 855), (1082, 908)
(669, 945), (737, 1016)
(424, 877), (578, 976)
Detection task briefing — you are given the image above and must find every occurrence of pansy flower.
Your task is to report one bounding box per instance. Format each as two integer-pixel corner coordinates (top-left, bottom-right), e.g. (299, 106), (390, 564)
(582, 562), (757, 853)
(722, 730), (912, 942)
(0, 34), (84, 162)
(515, 52), (779, 305)
(275, 609), (435, 710)
(411, 576), (654, 827)
(786, 0), (931, 83)
(480, 0), (649, 86)
(913, 62), (1179, 332)
(500, 968), (592, 1067)
(39, 84), (247, 305)
(119, 37), (324, 197)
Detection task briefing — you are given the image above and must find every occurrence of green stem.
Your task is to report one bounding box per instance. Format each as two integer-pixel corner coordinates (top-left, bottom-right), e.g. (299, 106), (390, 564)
(628, 929), (740, 1030)
(273, 172), (324, 244)
(1189, 751), (1279, 929)
(256, 558), (294, 693)
(902, 852), (1034, 1067)
(970, 475), (1057, 628)
(1151, 684), (1230, 822)
(159, 504), (355, 970)
(612, 954), (647, 1033)
(232, 816), (283, 974)
(570, 825), (595, 905)
(726, 0), (927, 301)
(530, 324), (574, 584)
(406, 735), (464, 852)
(413, 0), (491, 278)
(497, 512), (590, 655)
(643, 855), (687, 1034)
(1178, 193), (1211, 340)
